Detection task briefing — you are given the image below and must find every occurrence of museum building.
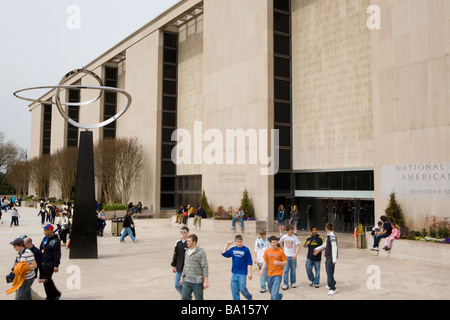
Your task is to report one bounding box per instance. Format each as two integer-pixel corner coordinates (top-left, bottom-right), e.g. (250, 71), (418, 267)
(27, 0), (450, 232)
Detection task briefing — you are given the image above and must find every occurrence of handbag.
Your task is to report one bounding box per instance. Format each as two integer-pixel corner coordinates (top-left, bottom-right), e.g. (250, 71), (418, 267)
(5, 272), (15, 284)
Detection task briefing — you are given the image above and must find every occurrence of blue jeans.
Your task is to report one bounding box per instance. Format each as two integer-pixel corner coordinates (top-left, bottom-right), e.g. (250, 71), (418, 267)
(305, 258), (321, 285)
(283, 257), (297, 286)
(325, 257), (336, 291)
(267, 275), (283, 300)
(232, 218), (243, 229)
(174, 272), (183, 295)
(258, 262), (268, 290)
(181, 281), (204, 300)
(230, 273), (252, 300)
(120, 227), (136, 242)
(373, 233), (389, 248)
(16, 278), (34, 300)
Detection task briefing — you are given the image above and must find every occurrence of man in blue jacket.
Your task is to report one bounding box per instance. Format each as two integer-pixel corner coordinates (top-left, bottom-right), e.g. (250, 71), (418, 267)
(39, 224), (61, 300)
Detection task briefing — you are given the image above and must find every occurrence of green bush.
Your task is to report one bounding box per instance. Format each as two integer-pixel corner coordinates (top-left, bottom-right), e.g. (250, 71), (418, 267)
(429, 227), (437, 238)
(385, 192), (405, 227)
(198, 190), (211, 212)
(421, 228), (428, 237)
(103, 204), (127, 211)
(437, 226), (449, 239)
(240, 188), (255, 219)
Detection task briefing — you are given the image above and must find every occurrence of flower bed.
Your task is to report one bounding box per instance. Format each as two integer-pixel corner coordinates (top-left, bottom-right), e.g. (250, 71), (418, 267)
(404, 228), (450, 244)
(413, 236), (450, 244)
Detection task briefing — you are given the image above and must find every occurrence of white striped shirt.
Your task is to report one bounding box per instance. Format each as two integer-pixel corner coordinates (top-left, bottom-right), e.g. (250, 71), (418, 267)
(16, 248), (36, 280)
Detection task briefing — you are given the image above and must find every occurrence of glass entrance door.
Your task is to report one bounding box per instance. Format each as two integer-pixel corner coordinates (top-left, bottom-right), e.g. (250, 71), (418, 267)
(296, 198), (374, 233)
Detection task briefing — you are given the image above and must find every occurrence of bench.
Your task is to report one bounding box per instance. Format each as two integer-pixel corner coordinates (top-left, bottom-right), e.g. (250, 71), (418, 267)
(366, 231), (450, 267)
(171, 215), (260, 234)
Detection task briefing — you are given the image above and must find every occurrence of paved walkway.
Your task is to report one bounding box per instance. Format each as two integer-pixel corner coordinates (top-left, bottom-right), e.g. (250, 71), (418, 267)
(1, 206), (449, 300)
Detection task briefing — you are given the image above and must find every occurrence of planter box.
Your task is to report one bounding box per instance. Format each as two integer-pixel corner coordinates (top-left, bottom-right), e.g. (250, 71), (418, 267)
(171, 216), (264, 234)
(104, 210), (155, 219)
(366, 232), (450, 267)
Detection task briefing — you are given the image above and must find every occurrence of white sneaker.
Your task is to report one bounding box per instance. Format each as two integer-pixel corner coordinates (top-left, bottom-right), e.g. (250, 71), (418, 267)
(328, 290), (336, 295)
(309, 281), (313, 287)
(291, 284), (296, 288)
(282, 285), (289, 290)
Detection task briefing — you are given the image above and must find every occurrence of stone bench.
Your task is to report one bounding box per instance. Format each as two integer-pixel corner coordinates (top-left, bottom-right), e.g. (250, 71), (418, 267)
(171, 215), (261, 234)
(366, 232), (450, 267)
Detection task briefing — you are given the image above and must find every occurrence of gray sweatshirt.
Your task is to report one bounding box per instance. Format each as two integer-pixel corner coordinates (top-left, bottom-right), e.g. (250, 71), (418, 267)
(182, 246), (209, 284)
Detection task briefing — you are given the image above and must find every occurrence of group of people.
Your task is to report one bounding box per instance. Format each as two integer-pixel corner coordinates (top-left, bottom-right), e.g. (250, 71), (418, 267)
(369, 215), (401, 251)
(176, 204), (207, 229)
(0, 195), (22, 226)
(38, 201), (73, 247)
(7, 224), (62, 300)
(1, 195), (22, 211)
(276, 204), (313, 236)
(171, 222), (339, 300)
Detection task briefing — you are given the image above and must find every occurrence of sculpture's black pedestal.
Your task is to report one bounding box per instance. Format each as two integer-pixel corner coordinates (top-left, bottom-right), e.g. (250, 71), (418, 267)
(69, 131), (98, 259)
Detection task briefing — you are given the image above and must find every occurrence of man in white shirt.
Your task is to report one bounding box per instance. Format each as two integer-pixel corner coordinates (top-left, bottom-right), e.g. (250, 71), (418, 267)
(254, 230), (270, 293)
(314, 223), (338, 295)
(279, 226), (300, 290)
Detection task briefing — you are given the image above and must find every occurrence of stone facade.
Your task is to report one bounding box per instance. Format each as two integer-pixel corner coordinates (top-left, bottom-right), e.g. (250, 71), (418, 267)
(27, 0), (450, 231)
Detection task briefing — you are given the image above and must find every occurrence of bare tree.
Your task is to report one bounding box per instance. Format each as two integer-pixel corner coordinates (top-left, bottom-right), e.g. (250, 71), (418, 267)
(5, 160), (30, 196)
(50, 147), (78, 201)
(94, 138), (118, 206)
(29, 155), (52, 199)
(115, 137), (145, 205)
(94, 137), (145, 206)
(0, 132), (27, 173)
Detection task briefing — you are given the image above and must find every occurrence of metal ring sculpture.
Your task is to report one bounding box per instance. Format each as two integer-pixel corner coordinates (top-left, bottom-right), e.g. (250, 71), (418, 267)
(13, 68), (132, 130)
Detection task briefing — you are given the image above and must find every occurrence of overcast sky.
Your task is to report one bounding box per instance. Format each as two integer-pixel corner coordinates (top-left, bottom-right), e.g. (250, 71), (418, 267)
(0, 0), (179, 153)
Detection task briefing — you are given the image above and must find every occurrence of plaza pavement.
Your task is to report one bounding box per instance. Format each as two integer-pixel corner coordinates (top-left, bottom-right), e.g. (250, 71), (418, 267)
(1, 205), (449, 301)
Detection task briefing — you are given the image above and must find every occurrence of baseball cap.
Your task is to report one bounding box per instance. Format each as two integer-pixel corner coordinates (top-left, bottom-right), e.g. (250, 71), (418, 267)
(43, 224), (54, 231)
(10, 238), (25, 246)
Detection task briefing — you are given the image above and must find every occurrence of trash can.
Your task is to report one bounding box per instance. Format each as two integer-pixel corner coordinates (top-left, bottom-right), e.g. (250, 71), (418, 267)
(357, 232), (366, 249)
(111, 217), (124, 236)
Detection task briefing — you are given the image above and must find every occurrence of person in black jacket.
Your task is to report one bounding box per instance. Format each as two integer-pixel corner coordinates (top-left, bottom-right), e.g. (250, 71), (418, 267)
(171, 226), (189, 295)
(39, 224), (61, 300)
(120, 209), (137, 243)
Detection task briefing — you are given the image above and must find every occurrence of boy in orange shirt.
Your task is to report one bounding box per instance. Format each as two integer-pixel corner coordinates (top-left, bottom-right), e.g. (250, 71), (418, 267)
(260, 235), (287, 300)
